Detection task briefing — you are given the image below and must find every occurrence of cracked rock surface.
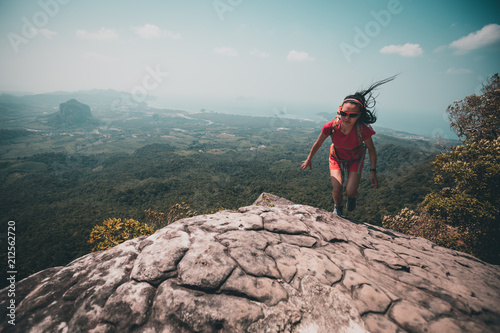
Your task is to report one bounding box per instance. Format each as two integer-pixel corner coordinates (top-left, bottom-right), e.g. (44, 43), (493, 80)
(1, 193), (500, 332)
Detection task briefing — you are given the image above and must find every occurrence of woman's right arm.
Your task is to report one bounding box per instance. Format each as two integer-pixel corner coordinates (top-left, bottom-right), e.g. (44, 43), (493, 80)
(301, 132), (329, 170)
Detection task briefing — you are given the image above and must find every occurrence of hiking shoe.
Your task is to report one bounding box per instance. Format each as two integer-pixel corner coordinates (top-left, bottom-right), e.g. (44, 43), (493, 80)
(333, 205), (343, 216)
(347, 196), (357, 211)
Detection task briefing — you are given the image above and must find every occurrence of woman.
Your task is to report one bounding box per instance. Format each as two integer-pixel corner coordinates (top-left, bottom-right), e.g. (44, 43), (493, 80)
(301, 76), (395, 216)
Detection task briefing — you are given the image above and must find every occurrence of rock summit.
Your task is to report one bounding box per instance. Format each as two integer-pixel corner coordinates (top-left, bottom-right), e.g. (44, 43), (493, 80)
(1, 193), (499, 332)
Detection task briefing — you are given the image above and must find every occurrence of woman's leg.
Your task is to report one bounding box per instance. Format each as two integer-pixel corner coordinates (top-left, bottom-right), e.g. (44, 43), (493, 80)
(346, 171), (362, 199)
(330, 169), (343, 206)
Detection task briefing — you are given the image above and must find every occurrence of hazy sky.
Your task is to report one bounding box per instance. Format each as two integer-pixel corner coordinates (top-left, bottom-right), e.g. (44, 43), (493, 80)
(1, 0), (499, 137)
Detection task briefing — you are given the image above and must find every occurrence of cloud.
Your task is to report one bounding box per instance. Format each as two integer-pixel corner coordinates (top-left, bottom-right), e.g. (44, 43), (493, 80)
(133, 24), (160, 39)
(81, 52), (112, 61)
(445, 67), (473, 75)
(379, 43), (423, 57)
(250, 49), (270, 58)
(287, 50), (314, 62)
(38, 28), (57, 39)
(449, 24), (500, 54)
(76, 28), (118, 41)
(214, 47), (238, 57)
(433, 45), (448, 53)
(133, 24), (181, 40)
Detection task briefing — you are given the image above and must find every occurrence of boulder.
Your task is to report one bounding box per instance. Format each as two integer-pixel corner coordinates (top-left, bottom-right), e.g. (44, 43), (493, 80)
(1, 192), (499, 332)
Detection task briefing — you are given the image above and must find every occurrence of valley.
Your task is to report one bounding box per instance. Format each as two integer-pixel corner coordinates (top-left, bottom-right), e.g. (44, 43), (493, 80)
(0, 90), (445, 285)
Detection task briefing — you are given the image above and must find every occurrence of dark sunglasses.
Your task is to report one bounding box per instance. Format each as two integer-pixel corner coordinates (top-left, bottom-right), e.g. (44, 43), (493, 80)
(339, 111), (361, 118)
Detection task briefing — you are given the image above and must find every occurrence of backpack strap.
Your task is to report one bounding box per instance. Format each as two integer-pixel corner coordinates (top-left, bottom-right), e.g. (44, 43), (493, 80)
(329, 104), (342, 136)
(330, 115), (341, 136)
(356, 122), (363, 146)
(329, 114), (341, 160)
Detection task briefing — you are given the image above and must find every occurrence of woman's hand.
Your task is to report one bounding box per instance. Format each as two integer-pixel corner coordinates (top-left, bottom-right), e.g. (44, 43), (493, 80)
(302, 132), (328, 171)
(370, 171), (378, 189)
(301, 159), (312, 170)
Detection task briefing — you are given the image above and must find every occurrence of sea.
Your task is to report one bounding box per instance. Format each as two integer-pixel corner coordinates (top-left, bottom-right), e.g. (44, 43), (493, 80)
(148, 95), (458, 141)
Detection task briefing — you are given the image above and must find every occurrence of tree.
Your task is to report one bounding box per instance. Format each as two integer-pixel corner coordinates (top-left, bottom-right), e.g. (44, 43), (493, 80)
(144, 202), (197, 230)
(88, 203), (197, 252)
(447, 73), (500, 143)
(423, 137), (499, 262)
(88, 218), (154, 252)
(384, 75), (500, 264)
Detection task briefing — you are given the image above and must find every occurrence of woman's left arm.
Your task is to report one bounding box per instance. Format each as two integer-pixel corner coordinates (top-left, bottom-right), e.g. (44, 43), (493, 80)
(364, 137), (378, 189)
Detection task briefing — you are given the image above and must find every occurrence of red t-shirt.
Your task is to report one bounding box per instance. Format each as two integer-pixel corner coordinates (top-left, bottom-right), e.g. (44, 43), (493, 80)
(322, 119), (376, 161)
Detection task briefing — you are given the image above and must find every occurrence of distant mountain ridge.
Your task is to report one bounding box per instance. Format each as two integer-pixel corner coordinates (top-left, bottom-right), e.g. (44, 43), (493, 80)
(0, 89), (148, 111)
(0, 89), (458, 142)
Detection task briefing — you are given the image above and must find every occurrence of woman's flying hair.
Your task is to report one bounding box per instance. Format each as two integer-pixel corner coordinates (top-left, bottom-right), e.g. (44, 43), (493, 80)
(343, 75), (398, 124)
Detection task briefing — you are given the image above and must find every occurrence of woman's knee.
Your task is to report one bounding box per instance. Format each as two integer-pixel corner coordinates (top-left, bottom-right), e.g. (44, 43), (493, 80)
(346, 187), (358, 198)
(346, 172), (361, 197)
